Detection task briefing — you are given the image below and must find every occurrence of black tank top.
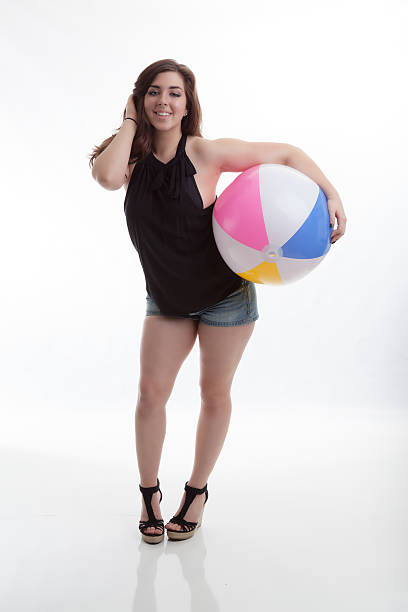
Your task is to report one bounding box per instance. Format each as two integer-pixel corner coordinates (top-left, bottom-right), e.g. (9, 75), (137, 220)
(123, 132), (243, 315)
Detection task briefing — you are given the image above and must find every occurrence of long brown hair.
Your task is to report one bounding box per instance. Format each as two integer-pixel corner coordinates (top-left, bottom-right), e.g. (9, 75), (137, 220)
(88, 59), (203, 168)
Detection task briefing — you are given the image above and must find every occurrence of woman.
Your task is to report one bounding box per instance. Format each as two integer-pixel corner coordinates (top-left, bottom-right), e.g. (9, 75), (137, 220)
(89, 59), (346, 545)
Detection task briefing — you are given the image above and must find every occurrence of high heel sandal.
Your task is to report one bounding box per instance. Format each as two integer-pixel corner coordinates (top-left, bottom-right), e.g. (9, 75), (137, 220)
(139, 478), (165, 544)
(166, 481), (208, 541)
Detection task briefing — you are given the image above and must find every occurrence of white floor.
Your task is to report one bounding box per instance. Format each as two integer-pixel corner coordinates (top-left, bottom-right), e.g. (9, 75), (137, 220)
(1, 404), (407, 612)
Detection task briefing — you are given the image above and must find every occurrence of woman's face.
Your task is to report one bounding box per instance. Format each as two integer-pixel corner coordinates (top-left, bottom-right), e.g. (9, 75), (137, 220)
(144, 71), (188, 130)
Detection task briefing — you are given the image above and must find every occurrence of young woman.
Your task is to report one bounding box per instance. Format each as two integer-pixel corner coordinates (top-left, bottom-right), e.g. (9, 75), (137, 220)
(89, 59), (346, 545)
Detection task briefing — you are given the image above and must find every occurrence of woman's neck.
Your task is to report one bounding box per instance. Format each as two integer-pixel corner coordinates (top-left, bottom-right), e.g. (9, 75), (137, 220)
(152, 128), (183, 162)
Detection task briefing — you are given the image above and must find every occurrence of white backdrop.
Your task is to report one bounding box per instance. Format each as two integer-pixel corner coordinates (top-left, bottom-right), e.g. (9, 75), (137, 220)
(2, 0), (406, 422)
(0, 1), (408, 420)
(1, 1), (407, 608)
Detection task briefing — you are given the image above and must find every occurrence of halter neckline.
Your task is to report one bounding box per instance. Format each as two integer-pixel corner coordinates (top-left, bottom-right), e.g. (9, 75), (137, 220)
(148, 133), (186, 167)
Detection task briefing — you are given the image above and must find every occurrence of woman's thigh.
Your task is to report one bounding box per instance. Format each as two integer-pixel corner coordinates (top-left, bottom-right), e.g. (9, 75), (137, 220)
(198, 320), (256, 402)
(138, 316), (199, 404)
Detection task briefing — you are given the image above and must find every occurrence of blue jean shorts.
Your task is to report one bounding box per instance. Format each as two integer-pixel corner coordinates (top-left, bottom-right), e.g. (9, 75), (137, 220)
(145, 279), (259, 326)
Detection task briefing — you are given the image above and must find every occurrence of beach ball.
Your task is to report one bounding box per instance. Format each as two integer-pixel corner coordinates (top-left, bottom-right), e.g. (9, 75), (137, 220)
(212, 164), (331, 285)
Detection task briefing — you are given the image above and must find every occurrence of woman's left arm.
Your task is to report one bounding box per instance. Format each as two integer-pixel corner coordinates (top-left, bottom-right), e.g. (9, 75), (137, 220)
(286, 146), (347, 244)
(205, 138), (346, 245)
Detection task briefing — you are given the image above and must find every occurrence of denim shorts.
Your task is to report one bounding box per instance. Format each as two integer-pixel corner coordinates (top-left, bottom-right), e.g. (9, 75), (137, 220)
(145, 279), (259, 326)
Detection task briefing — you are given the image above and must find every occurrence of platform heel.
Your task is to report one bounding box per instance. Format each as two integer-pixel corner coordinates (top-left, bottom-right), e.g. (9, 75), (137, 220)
(139, 478), (165, 544)
(166, 481), (208, 541)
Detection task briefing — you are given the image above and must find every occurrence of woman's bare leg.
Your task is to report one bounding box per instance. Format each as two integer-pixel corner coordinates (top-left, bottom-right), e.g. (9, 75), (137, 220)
(137, 315), (199, 534)
(165, 321), (256, 531)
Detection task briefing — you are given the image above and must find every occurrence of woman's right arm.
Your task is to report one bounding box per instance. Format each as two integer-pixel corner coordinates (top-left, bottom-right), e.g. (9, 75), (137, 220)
(92, 119), (137, 190)
(92, 94), (138, 190)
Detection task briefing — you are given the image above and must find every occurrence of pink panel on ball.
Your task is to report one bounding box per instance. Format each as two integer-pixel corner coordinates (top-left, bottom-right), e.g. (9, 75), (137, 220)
(213, 165), (268, 250)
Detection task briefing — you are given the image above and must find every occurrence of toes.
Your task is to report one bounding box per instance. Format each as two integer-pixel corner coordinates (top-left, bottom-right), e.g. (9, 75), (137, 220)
(142, 525), (162, 534)
(165, 522), (182, 531)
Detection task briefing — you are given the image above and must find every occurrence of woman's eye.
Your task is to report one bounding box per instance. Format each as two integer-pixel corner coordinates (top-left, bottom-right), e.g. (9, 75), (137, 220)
(148, 91), (180, 97)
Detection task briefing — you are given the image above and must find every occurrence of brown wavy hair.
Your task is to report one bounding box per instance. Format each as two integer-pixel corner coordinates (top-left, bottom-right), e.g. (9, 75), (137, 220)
(88, 59), (203, 168)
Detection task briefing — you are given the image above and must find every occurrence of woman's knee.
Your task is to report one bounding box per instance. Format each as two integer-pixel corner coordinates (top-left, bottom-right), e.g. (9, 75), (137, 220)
(200, 384), (232, 409)
(138, 317), (199, 412)
(137, 380), (173, 412)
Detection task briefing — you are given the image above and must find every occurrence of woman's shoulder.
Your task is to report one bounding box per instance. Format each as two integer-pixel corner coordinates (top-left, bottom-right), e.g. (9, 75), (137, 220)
(187, 135), (221, 173)
(189, 135), (213, 158)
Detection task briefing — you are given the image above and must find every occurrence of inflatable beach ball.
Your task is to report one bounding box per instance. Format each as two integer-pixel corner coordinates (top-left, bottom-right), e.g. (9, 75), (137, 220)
(212, 164), (331, 285)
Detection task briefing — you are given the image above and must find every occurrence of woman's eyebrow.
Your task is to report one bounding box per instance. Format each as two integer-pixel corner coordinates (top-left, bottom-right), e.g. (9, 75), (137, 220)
(149, 85), (183, 91)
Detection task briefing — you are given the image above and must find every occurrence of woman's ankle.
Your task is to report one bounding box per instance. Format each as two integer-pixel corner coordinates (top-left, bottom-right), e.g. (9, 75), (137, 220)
(140, 478), (159, 487)
(187, 478), (207, 489)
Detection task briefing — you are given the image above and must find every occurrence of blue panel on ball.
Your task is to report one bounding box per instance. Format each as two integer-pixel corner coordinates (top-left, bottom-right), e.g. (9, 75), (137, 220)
(281, 188), (331, 259)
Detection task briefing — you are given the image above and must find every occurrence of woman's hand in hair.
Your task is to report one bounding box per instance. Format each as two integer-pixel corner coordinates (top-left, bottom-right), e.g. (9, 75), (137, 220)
(125, 93), (138, 122)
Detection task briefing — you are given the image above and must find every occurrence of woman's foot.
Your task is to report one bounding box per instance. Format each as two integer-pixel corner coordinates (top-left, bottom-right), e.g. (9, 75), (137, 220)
(165, 482), (206, 532)
(140, 488), (163, 535)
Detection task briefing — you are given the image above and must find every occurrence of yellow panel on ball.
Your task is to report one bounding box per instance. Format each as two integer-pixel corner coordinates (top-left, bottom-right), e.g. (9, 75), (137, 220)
(238, 262), (283, 284)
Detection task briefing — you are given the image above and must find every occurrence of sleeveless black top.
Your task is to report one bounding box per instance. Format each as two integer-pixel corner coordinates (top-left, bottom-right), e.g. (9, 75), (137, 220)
(123, 132), (243, 315)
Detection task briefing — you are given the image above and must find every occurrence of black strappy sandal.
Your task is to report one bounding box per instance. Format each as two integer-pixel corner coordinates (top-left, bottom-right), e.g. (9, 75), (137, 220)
(139, 478), (165, 544)
(166, 481), (208, 541)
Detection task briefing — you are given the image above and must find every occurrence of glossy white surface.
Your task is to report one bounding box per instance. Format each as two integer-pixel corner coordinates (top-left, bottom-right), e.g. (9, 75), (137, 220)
(1, 405), (407, 611)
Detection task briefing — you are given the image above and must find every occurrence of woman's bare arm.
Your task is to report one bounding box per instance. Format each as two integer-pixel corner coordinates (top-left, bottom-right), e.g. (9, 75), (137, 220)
(198, 138), (292, 173)
(91, 119), (137, 190)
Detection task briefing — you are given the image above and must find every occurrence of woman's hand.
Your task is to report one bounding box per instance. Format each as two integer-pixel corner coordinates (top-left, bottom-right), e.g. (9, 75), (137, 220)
(125, 93), (138, 122)
(327, 194), (347, 244)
